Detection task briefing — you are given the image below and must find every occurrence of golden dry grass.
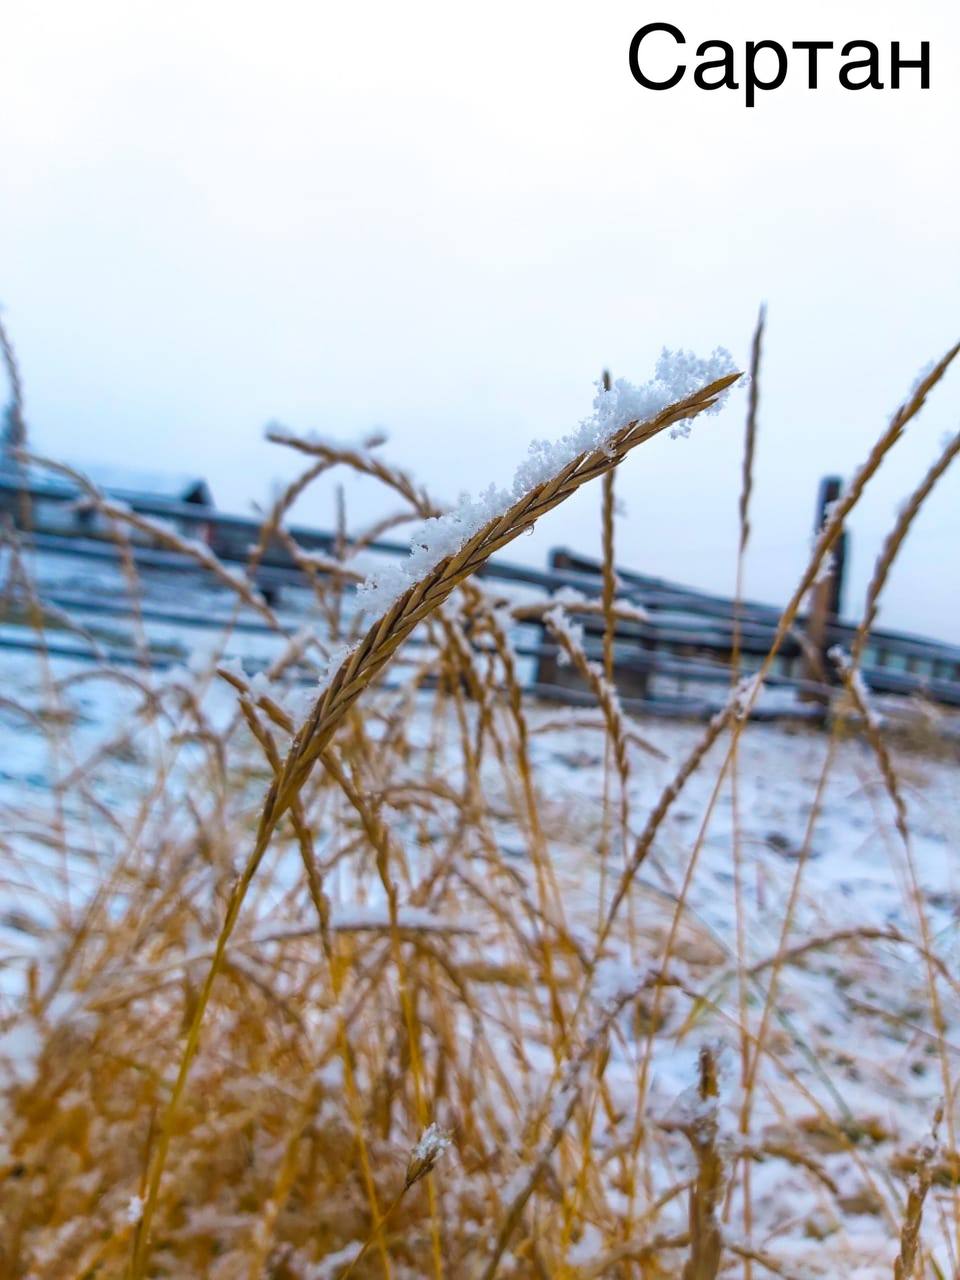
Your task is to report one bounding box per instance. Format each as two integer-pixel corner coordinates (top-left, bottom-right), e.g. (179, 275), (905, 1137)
(1, 333), (960, 1279)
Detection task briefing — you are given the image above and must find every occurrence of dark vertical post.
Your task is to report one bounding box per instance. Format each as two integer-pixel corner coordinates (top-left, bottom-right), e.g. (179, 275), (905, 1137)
(817, 476), (847, 618)
(800, 475), (847, 699)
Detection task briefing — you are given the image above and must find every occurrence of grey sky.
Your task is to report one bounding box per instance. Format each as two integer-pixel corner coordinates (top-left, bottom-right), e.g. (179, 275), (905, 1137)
(2, 0), (958, 640)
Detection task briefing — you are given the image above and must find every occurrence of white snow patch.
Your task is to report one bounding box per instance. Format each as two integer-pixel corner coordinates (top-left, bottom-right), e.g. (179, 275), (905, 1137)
(123, 1195), (144, 1224)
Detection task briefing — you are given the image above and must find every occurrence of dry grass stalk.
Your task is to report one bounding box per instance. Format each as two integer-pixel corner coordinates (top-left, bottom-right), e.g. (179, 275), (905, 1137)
(662, 1046), (725, 1280)
(832, 652), (958, 1242)
(543, 609), (632, 802)
(729, 306), (764, 1273)
(578, 1230), (690, 1276)
(893, 1108), (942, 1280)
(266, 426), (435, 521)
(737, 307), (764, 564)
(21, 453), (283, 632)
(478, 978), (649, 1280)
(728, 339), (960, 734)
(852, 424), (960, 665)
(600, 369), (617, 688)
(894, 1165), (933, 1280)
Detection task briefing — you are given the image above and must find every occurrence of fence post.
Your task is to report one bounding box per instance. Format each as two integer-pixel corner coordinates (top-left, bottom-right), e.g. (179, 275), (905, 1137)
(800, 475), (847, 699)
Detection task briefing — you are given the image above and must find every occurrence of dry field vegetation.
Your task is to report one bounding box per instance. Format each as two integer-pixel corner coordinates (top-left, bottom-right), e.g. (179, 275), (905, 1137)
(1, 319), (960, 1279)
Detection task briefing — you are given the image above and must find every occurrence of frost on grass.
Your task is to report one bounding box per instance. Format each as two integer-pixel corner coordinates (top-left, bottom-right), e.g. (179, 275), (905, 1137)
(355, 348), (735, 621)
(316, 642), (354, 689)
(731, 672), (765, 720)
(829, 646), (877, 722)
(123, 1194), (144, 1225)
(311, 1241), (362, 1278)
(544, 604), (585, 668)
(813, 548), (837, 585)
(661, 1081), (719, 1135)
(405, 1122), (452, 1187)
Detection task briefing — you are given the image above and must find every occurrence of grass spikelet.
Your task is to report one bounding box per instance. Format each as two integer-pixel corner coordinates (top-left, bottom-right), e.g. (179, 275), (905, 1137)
(665, 1046), (725, 1280)
(894, 1107), (942, 1280)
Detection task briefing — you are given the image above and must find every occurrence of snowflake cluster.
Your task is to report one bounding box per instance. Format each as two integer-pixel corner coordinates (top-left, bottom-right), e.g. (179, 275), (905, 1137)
(356, 348), (736, 621)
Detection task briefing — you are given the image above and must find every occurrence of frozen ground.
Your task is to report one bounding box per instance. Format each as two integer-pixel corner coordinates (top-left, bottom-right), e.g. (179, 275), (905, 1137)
(1, 551), (959, 1276)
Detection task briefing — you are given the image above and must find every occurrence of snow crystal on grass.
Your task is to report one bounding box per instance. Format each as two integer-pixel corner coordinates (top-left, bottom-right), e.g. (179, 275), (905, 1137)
(405, 1122), (452, 1186)
(732, 673), (765, 720)
(316, 642), (354, 688)
(911, 359), (939, 396)
(550, 586), (589, 606)
(218, 656), (247, 683)
(247, 670), (274, 698)
(545, 604), (585, 667)
(312, 1242), (362, 1278)
(355, 348), (735, 621)
(123, 1195), (144, 1225)
(661, 1081), (718, 1133)
(412, 1121), (452, 1164)
(813, 549), (837, 584)
(829, 646), (875, 717)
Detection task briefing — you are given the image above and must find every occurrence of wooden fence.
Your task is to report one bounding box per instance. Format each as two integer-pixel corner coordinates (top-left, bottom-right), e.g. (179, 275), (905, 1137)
(2, 470), (959, 716)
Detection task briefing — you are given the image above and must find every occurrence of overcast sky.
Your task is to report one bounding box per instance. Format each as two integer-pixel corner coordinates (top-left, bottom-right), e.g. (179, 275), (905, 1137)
(1, 1), (958, 640)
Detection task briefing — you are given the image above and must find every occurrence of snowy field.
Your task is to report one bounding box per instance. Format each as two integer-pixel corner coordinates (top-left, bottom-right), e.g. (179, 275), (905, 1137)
(2, 348), (959, 1276)
(2, 621), (959, 1276)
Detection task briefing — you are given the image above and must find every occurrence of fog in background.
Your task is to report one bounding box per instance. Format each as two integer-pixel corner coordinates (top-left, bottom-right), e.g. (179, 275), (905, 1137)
(2, 0), (958, 640)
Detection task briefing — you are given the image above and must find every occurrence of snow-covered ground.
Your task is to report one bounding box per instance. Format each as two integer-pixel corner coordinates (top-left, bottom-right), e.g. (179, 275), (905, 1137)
(2, 545), (959, 1277)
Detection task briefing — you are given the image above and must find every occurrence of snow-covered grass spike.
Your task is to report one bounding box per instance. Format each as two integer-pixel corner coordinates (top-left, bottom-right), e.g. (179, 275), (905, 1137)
(130, 352), (740, 1273)
(404, 1122), (453, 1188)
(284, 355), (739, 805)
(358, 348), (736, 621)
